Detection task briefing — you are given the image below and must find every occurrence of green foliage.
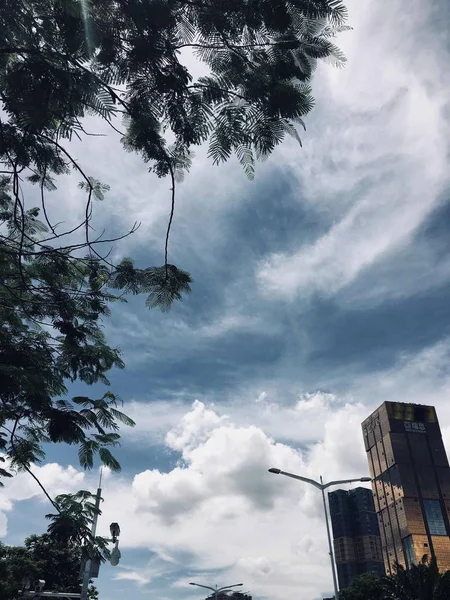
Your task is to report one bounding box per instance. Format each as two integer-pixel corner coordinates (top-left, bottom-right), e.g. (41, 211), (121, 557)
(340, 558), (450, 600)
(0, 0), (349, 276)
(0, 533), (97, 599)
(339, 572), (385, 600)
(0, 0), (348, 549)
(384, 556), (450, 600)
(0, 0), (347, 486)
(45, 490), (111, 561)
(0, 177), (137, 497)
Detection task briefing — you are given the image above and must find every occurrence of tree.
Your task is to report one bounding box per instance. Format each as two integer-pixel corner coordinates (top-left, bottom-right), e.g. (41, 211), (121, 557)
(339, 557), (450, 600)
(0, 0), (350, 542)
(0, 533), (98, 599)
(0, 0), (349, 313)
(383, 556), (450, 600)
(339, 572), (385, 600)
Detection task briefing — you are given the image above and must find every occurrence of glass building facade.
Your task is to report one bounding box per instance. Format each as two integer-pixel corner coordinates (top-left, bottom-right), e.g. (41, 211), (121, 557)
(329, 487), (385, 589)
(361, 402), (450, 574)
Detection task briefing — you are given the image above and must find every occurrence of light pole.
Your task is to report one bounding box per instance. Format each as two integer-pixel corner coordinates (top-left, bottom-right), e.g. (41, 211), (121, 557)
(19, 473), (120, 600)
(268, 468), (371, 600)
(189, 582), (244, 600)
(80, 486), (121, 600)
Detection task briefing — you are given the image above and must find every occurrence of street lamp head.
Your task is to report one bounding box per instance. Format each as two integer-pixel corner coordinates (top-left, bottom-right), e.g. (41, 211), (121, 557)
(110, 543), (121, 567)
(110, 522), (120, 542)
(360, 477), (372, 482)
(268, 468), (281, 474)
(189, 583), (197, 586)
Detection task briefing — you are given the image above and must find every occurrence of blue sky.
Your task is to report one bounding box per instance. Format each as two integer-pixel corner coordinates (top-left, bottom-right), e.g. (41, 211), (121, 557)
(2, 1), (450, 599)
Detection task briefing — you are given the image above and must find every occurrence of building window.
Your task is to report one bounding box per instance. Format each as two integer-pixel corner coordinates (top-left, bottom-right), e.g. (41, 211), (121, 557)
(423, 500), (447, 536)
(403, 536), (415, 568)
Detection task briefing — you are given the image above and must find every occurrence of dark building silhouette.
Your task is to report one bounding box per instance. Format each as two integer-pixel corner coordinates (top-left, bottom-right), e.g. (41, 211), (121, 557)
(362, 401), (450, 575)
(329, 486), (385, 589)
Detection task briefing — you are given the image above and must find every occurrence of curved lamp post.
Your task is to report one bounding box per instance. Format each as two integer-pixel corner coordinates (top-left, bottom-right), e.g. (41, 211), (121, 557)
(268, 468), (371, 600)
(189, 582), (243, 600)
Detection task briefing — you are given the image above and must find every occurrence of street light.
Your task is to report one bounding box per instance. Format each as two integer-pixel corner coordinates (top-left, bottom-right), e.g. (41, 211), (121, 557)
(189, 582), (244, 600)
(80, 486), (121, 600)
(268, 468), (371, 600)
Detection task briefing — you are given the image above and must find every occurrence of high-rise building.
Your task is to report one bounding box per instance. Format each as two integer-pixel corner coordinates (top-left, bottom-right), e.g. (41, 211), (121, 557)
(328, 486), (385, 589)
(362, 401), (450, 575)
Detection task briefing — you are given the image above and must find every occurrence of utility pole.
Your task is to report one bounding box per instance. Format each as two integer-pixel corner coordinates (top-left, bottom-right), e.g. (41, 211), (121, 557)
(20, 472), (120, 600)
(268, 467), (372, 600)
(80, 485), (102, 600)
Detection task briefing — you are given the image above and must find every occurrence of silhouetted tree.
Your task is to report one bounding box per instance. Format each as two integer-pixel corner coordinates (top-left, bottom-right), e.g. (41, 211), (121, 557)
(0, 533), (98, 599)
(0, 0), (349, 545)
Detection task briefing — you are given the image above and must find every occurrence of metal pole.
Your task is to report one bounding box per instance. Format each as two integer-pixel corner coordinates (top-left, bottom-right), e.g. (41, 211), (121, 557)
(21, 594), (81, 598)
(320, 476), (339, 600)
(80, 487), (102, 600)
(189, 583), (242, 599)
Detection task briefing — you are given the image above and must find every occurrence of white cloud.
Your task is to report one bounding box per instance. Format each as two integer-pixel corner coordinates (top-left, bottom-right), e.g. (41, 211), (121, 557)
(165, 400), (229, 452)
(104, 302), (282, 372)
(90, 397), (370, 600)
(122, 392), (355, 448)
(5, 335), (450, 600)
(3, 3), (450, 600)
(257, 0), (450, 302)
(348, 338), (450, 451)
(114, 571), (151, 585)
(0, 463), (85, 537)
(86, 338), (450, 600)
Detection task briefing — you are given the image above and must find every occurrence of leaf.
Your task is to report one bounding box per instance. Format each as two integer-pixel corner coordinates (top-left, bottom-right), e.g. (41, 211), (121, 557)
(109, 408), (135, 427)
(78, 177), (110, 201)
(78, 440), (99, 470)
(143, 265), (193, 312)
(48, 408), (88, 443)
(283, 121), (303, 147)
(0, 468), (13, 485)
(98, 448), (121, 472)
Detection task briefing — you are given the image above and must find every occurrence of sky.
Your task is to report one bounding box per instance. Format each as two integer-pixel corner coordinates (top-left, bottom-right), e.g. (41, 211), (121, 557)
(2, 1), (450, 599)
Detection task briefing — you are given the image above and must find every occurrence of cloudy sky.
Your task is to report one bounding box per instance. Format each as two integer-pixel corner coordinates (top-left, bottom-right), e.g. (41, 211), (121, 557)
(2, 1), (450, 599)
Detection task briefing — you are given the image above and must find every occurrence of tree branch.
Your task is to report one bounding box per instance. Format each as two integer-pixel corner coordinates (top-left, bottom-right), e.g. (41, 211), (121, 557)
(165, 162), (176, 275)
(5, 421), (61, 513)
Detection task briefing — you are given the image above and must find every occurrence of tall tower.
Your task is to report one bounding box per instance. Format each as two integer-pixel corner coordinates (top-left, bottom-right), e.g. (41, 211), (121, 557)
(362, 401), (450, 574)
(329, 487), (385, 589)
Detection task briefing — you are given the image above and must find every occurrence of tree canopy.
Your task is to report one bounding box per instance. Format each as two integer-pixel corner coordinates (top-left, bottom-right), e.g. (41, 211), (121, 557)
(339, 572), (385, 600)
(0, 533), (98, 599)
(384, 557), (450, 600)
(1, 0), (349, 296)
(340, 558), (450, 600)
(0, 0), (349, 552)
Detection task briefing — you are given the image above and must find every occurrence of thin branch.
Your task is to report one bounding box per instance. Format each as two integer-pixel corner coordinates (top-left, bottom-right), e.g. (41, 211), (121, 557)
(1, 47), (176, 273)
(187, 83), (251, 104)
(165, 162), (176, 275)
(39, 163), (57, 236)
(173, 38), (299, 51)
(6, 421), (61, 513)
(105, 119), (125, 137)
(12, 168), (28, 293)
